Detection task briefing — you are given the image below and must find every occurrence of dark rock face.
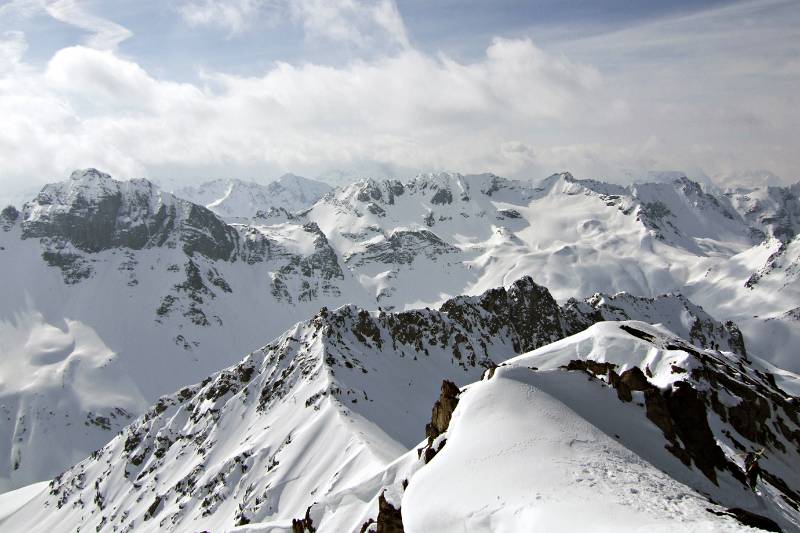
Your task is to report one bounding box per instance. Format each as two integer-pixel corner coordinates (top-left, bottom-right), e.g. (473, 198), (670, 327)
(652, 381), (734, 484)
(504, 277), (566, 352)
(356, 184), (384, 203)
(271, 222), (344, 303)
(607, 366), (650, 402)
(566, 324), (800, 507)
(637, 201), (674, 239)
(239, 224), (286, 265)
(425, 380), (460, 445)
(367, 203), (387, 216)
(296, 223), (344, 281)
(180, 203), (239, 260)
(443, 276), (566, 355)
(724, 321), (748, 356)
(387, 181), (405, 199)
(430, 188), (453, 205)
(1, 205), (19, 231)
(22, 170), (239, 261)
(729, 182), (800, 244)
(497, 208), (521, 219)
(40, 250), (92, 284)
(347, 229), (458, 267)
(376, 492), (404, 533)
(156, 260), (222, 329)
(291, 507), (316, 532)
(565, 360), (618, 378)
(354, 180), (405, 206)
(144, 495), (164, 520)
(306, 280), (565, 386)
(1, 205), (19, 221)
(618, 366), (650, 391)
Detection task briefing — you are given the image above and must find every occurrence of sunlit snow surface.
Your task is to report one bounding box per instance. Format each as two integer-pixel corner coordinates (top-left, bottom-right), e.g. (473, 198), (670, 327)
(307, 322), (800, 532)
(0, 169), (798, 518)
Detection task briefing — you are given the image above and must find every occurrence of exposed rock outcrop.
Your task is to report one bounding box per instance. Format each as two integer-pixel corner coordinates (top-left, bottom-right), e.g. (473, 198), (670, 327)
(425, 380), (460, 446)
(1, 205), (19, 231)
(291, 506), (316, 533)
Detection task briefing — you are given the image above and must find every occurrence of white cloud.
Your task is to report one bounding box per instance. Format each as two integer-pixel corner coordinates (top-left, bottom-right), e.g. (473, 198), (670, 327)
(179, 0), (282, 36)
(0, 36), (601, 197)
(289, 0), (409, 48)
(0, 0), (798, 205)
(0, 31), (27, 73)
(369, 0), (409, 49)
(179, 0), (410, 48)
(0, 0), (132, 50)
(45, 0), (132, 49)
(0, 0), (45, 21)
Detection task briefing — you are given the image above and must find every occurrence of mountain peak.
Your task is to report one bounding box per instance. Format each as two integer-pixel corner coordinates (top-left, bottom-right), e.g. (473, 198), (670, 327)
(545, 171), (575, 182)
(175, 174), (331, 220)
(411, 171), (462, 185)
(275, 172), (305, 184)
(69, 168), (114, 182)
(21, 170), (238, 263)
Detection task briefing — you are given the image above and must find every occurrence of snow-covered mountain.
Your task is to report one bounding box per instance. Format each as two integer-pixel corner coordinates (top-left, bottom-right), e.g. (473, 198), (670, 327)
(726, 183), (800, 246)
(303, 172), (800, 367)
(292, 171), (799, 370)
(323, 320), (800, 532)
(174, 174), (332, 221)
(1, 167), (799, 501)
(0, 170), (345, 492)
(0, 279), (797, 532)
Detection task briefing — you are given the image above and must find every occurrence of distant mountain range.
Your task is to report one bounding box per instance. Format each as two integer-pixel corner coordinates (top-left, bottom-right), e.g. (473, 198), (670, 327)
(173, 174), (332, 221)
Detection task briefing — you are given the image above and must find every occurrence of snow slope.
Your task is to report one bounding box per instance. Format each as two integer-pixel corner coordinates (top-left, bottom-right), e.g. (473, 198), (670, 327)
(4, 310), (797, 532)
(2, 273), (797, 532)
(301, 321), (800, 533)
(403, 370), (747, 532)
(174, 174), (332, 221)
(1, 167), (799, 496)
(0, 278), (562, 532)
(298, 171), (800, 369)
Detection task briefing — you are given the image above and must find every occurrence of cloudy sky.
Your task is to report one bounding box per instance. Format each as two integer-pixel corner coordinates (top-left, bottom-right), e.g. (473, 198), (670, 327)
(0, 0), (798, 202)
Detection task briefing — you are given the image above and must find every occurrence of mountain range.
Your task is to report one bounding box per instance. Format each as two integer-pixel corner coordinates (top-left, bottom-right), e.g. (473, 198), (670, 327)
(173, 174), (333, 221)
(0, 168), (798, 531)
